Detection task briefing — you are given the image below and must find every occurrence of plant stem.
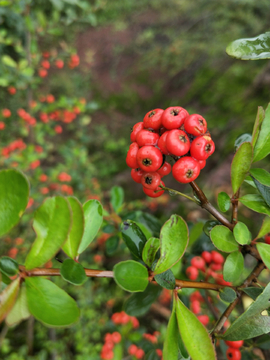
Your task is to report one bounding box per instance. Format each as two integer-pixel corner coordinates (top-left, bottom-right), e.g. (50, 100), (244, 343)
(160, 185), (198, 203)
(231, 189), (240, 224)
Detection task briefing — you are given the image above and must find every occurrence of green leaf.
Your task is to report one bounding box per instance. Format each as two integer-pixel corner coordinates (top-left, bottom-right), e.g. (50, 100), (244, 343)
(226, 32), (270, 60)
(234, 134), (252, 151)
(252, 107), (265, 147)
(105, 235), (119, 256)
(217, 192), (231, 213)
(250, 169), (270, 187)
(163, 299), (179, 360)
(203, 220), (221, 237)
(210, 225), (239, 253)
(121, 220), (147, 260)
(155, 269), (175, 290)
(6, 286), (31, 326)
(175, 296), (216, 360)
(142, 237), (160, 268)
(251, 175), (270, 208)
(0, 278), (20, 323)
(223, 251), (244, 284)
(124, 283), (162, 317)
(154, 215), (189, 275)
(145, 350), (160, 360)
(233, 222), (251, 245)
(219, 287), (237, 303)
(242, 287), (263, 301)
(257, 243), (270, 270)
(25, 197), (72, 270)
(253, 103), (270, 162)
(239, 194), (270, 216)
(62, 197), (84, 259)
(222, 283), (270, 340)
(256, 217), (270, 239)
(231, 142), (253, 194)
(60, 259), (87, 286)
(113, 260), (148, 293)
(2, 55), (17, 67)
(0, 257), (19, 277)
(110, 186), (124, 213)
(25, 277), (80, 327)
(189, 222), (204, 245)
(123, 211), (162, 237)
(0, 169), (29, 237)
(78, 200), (103, 254)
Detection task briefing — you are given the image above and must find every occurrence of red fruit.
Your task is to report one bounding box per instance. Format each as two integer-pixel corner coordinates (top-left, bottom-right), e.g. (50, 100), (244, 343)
(158, 131), (170, 155)
(141, 172), (161, 190)
(111, 332), (121, 344)
(194, 158), (206, 170)
(191, 300), (201, 314)
(40, 187), (49, 195)
(184, 114), (207, 136)
(210, 263), (222, 271)
(265, 233), (270, 244)
(46, 94), (55, 103)
(126, 142), (139, 168)
(190, 135), (215, 160)
(143, 180), (165, 198)
(8, 247), (18, 259)
(190, 291), (204, 303)
(157, 161), (171, 177)
(130, 122), (144, 142)
(156, 349), (162, 357)
(201, 251), (212, 263)
(40, 174), (48, 182)
(104, 333), (113, 342)
(38, 68), (48, 78)
(190, 256), (205, 270)
(197, 315), (209, 326)
(55, 125), (63, 134)
(101, 349), (114, 360)
(0, 121), (5, 130)
(211, 251), (224, 264)
(186, 266), (199, 280)
(42, 51), (50, 58)
(41, 60), (50, 69)
(225, 340), (244, 349)
(143, 108), (164, 130)
(172, 156), (200, 183)
(131, 168), (144, 183)
(55, 59), (64, 69)
(8, 86), (16, 95)
(161, 106), (189, 129)
(2, 108), (11, 118)
(226, 347), (241, 360)
(136, 146), (163, 172)
(166, 129), (190, 156)
(135, 348), (145, 360)
(40, 113), (49, 123)
(128, 345), (138, 356)
(30, 160), (40, 169)
(136, 129), (159, 147)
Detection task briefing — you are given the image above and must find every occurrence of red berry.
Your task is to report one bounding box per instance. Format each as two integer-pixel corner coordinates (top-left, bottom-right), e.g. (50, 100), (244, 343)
(190, 291), (204, 302)
(0, 121), (5, 130)
(226, 347), (241, 360)
(225, 340), (244, 349)
(194, 158), (206, 169)
(265, 233), (270, 244)
(211, 251), (224, 264)
(136, 129), (159, 147)
(136, 146), (163, 172)
(143, 108), (164, 130)
(130, 122), (144, 142)
(143, 180), (165, 198)
(111, 332), (121, 344)
(172, 156), (200, 183)
(2, 109), (11, 118)
(190, 135), (215, 160)
(141, 172), (161, 190)
(55, 59), (64, 69)
(157, 131), (170, 155)
(135, 348), (145, 360)
(8, 86), (16, 95)
(39, 68), (48, 78)
(128, 345), (138, 356)
(186, 266), (199, 280)
(197, 315), (209, 326)
(41, 60), (50, 69)
(191, 256), (205, 270)
(157, 161), (171, 177)
(166, 129), (190, 156)
(131, 168), (144, 183)
(184, 114), (207, 136)
(161, 106), (189, 129)
(201, 251), (212, 263)
(209, 263), (222, 271)
(126, 142), (139, 168)
(55, 125), (63, 134)
(191, 299), (201, 314)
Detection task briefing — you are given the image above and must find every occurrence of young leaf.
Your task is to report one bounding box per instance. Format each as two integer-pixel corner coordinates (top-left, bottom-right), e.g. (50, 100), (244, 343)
(142, 237), (160, 268)
(252, 107), (265, 147)
(6, 286), (31, 326)
(251, 175), (270, 208)
(253, 102), (270, 162)
(25, 197), (72, 270)
(62, 197), (84, 259)
(25, 277), (80, 327)
(154, 215), (189, 275)
(121, 220), (147, 260)
(110, 186), (124, 213)
(234, 133), (252, 151)
(0, 169), (29, 237)
(239, 194), (270, 216)
(175, 296), (216, 360)
(219, 287), (237, 303)
(217, 192), (231, 213)
(0, 257), (19, 277)
(210, 225), (239, 253)
(154, 269), (175, 290)
(60, 259), (87, 286)
(221, 283), (270, 340)
(163, 299), (179, 360)
(256, 216), (270, 239)
(231, 142), (253, 194)
(113, 260), (148, 292)
(256, 243), (270, 270)
(0, 278), (20, 323)
(223, 251), (244, 284)
(233, 222), (251, 245)
(77, 199), (103, 254)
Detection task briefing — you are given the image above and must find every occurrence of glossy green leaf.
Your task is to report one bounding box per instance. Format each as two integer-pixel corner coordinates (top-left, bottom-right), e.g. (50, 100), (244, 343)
(25, 277), (80, 327)
(231, 142), (253, 194)
(123, 211), (162, 238)
(252, 107), (265, 147)
(62, 197), (84, 259)
(142, 237), (160, 268)
(251, 175), (270, 208)
(226, 32), (270, 60)
(0, 278), (20, 323)
(233, 222), (251, 245)
(239, 194), (270, 216)
(223, 251), (244, 284)
(257, 243), (270, 270)
(203, 220), (221, 237)
(0, 257), (18, 277)
(154, 215), (189, 275)
(121, 220), (147, 260)
(110, 186), (124, 213)
(217, 192), (231, 213)
(60, 259), (87, 286)
(124, 283), (162, 317)
(113, 260), (148, 292)
(163, 299), (179, 360)
(242, 287), (263, 301)
(234, 133), (252, 151)
(253, 103), (270, 162)
(256, 217), (270, 239)
(78, 199), (103, 254)
(25, 197), (72, 270)
(175, 296), (216, 360)
(210, 225), (239, 253)
(105, 235), (119, 256)
(1, 272), (11, 285)
(155, 269), (175, 290)
(219, 287), (237, 303)
(189, 222), (204, 245)
(222, 283), (270, 340)
(0, 169), (29, 237)
(6, 286), (31, 326)
(250, 168), (270, 187)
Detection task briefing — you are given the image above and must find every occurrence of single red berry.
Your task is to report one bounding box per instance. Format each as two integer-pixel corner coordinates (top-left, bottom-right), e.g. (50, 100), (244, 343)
(128, 345), (138, 356)
(166, 129), (190, 156)
(135, 348), (145, 360)
(210, 263), (222, 271)
(55, 59), (64, 69)
(143, 180), (165, 198)
(136, 145), (163, 172)
(41, 60), (50, 69)
(184, 114), (207, 136)
(201, 251), (212, 263)
(190, 135), (215, 160)
(141, 172), (161, 190)
(225, 340), (244, 349)
(136, 129), (159, 147)
(191, 299), (201, 314)
(0, 121), (5, 130)
(55, 125), (63, 134)
(186, 266), (199, 280)
(157, 161), (171, 177)
(131, 168), (144, 183)
(157, 131), (170, 155)
(265, 233), (270, 244)
(190, 291), (204, 302)
(197, 315), (209, 326)
(42, 51), (50, 58)
(191, 256), (205, 270)
(211, 251), (224, 264)
(8, 86), (16, 95)
(38, 68), (48, 78)
(143, 108), (164, 130)
(126, 142), (139, 169)
(111, 332), (121, 344)
(172, 156), (200, 183)
(193, 158), (206, 169)
(2, 109), (11, 118)
(161, 106), (189, 129)
(130, 122), (144, 142)
(156, 349), (162, 357)
(226, 347), (241, 360)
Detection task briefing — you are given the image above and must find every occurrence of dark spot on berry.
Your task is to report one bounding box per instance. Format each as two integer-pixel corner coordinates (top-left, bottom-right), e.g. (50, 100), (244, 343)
(145, 176), (152, 185)
(205, 144), (212, 153)
(179, 135), (188, 143)
(186, 169), (193, 178)
(142, 158), (152, 166)
(148, 111), (156, 118)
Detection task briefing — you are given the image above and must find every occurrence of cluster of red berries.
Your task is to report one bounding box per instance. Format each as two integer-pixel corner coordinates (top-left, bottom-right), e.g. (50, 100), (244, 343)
(38, 172), (74, 196)
(225, 340), (243, 360)
(100, 332), (122, 360)
(38, 52), (79, 78)
(111, 311), (139, 328)
(1, 139), (26, 158)
(17, 108), (37, 127)
(126, 107), (215, 197)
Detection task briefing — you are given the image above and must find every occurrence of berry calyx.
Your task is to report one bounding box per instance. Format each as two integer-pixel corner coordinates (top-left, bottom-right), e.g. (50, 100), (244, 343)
(172, 156), (200, 183)
(161, 106), (189, 129)
(166, 129), (190, 156)
(143, 108), (164, 130)
(137, 146), (163, 172)
(226, 347), (241, 360)
(141, 172), (161, 190)
(184, 114), (207, 136)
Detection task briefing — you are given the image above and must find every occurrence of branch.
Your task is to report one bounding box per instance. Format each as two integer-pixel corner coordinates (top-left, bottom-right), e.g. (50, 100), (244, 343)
(231, 189), (240, 225)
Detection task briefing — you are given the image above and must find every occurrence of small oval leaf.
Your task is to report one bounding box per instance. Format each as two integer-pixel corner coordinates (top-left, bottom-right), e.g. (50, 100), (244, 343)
(234, 134), (252, 151)
(110, 186), (124, 213)
(0, 257), (19, 277)
(142, 237), (160, 268)
(231, 142), (253, 194)
(239, 194), (270, 216)
(253, 103), (270, 163)
(233, 222), (251, 245)
(223, 251), (244, 284)
(219, 287), (237, 303)
(217, 192), (231, 213)
(121, 220), (147, 260)
(203, 220), (221, 237)
(257, 243), (270, 270)
(250, 168), (270, 187)
(154, 269), (175, 290)
(210, 225), (239, 253)
(256, 216), (270, 239)
(60, 259), (87, 286)
(6, 285), (31, 326)
(113, 260), (148, 293)
(251, 107), (265, 147)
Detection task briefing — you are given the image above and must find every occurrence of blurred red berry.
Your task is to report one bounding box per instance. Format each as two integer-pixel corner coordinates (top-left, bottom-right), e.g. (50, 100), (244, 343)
(8, 86), (16, 95)
(41, 60), (50, 69)
(0, 121), (5, 130)
(128, 345), (138, 356)
(197, 314), (209, 326)
(111, 332), (121, 344)
(2, 109), (11, 118)
(186, 266), (199, 280)
(39, 68), (48, 78)
(30, 160), (40, 169)
(55, 125), (63, 134)
(55, 59), (64, 69)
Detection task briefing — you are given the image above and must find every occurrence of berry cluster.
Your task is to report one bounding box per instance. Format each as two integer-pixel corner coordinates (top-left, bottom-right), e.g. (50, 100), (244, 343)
(126, 107), (215, 197)
(101, 332), (122, 360)
(225, 340), (243, 360)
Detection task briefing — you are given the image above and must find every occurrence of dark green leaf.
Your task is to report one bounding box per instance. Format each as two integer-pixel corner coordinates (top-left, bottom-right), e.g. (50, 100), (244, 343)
(256, 216), (270, 239)
(242, 287), (263, 301)
(0, 278), (20, 323)
(233, 222), (251, 245)
(163, 298), (179, 360)
(121, 220), (147, 260)
(60, 259), (87, 286)
(250, 168), (270, 187)
(0, 257), (18, 277)
(105, 235), (119, 256)
(217, 192), (231, 213)
(6, 285), (30, 326)
(123, 211), (162, 237)
(257, 243), (270, 270)
(1, 272), (12, 285)
(239, 194), (270, 216)
(155, 269), (175, 290)
(25, 277), (80, 327)
(142, 237), (160, 268)
(189, 222), (204, 245)
(234, 134), (252, 151)
(0, 169), (29, 237)
(203, 220), (221, 237)
(252, 107), (265, 147)
(231, 142), (253, 194)
(113, 260), (148, 292)
(219, 287), (237, 303)
(210, 225), (239, 253)
(145, 350), (160, 360)
(255, 334), (270, 350)
(110, 186), (124, 213)
(253, 103), (270, 162)
(251, 175), (270, 208)
(223, 251), (244, 284)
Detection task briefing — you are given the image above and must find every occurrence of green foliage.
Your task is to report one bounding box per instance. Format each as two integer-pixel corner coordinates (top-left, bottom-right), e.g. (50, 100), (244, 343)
(0, 256), (18, 277)
(0, 277), (20, 323)
(217, 192), (231, 213)
(5, 286), (30, 326)
(154, 269), (175, 290)
(219, 287), (237, 303)
(256, 243), (270, 271)
(60, 259), (87, 286)
(223, 251), (244, 284)
(233, 222), (251, 245)
(210, 225), (239, 253)
(231, 142), (253, 194)
(113, 260), (149, 292)
(121, 220), (147, 260)
(142, 237), (160, 268)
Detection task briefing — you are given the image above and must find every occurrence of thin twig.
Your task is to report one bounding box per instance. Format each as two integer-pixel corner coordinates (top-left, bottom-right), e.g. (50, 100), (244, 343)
(160, 185), (198, 203)
(231, 189), (240, 224)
